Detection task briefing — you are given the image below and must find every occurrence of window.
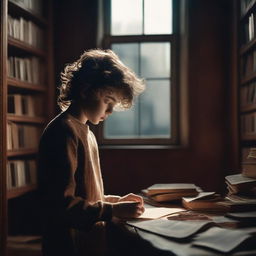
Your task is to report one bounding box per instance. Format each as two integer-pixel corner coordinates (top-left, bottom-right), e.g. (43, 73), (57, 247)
(100, 0), (179, 145)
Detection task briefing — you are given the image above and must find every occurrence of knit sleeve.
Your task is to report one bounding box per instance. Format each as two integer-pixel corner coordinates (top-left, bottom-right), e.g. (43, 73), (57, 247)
(38, 124), (113, 231)
(104, 195), (121, 203)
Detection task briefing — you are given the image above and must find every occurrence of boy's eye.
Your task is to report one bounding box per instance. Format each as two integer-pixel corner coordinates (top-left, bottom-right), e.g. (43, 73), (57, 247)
(107, 103), (114, 112)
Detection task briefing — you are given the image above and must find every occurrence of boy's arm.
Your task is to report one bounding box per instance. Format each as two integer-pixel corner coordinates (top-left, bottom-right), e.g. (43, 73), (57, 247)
(104, 195), (121, 203)
(104, 193), (144, 205)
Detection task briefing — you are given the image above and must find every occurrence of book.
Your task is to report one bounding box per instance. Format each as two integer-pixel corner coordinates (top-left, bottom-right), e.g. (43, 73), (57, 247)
(142, 183), (199, 202)
(7, 160), (37, 189)
(146, 183), (198, 196)
(182, 192), (228, 212)
(226, 211), (256, 221)
(248, 147), (256, 159)
(241, 112), (256, 140)
(225, 174), (256, 194)
(217, 194), (256, 212)
(7, 122), (40, 150)
(150, 191), (200, 203)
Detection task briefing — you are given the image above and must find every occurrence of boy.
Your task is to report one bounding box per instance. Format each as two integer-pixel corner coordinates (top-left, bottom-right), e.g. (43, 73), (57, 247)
(38, 49), (145, 256)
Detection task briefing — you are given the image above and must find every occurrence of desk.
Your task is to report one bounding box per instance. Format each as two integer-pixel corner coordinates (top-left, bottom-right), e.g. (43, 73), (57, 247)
(105, 205), (256, 256)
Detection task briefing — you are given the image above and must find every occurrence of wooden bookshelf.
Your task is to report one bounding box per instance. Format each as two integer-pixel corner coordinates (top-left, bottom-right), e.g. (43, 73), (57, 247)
(240, 104), (256, 112)
(7, 184), (37, 199)
(0, 0), (55, 255)
(240, 0), (256, 19)
(7, 77), (46, 92)
(7, 149), (38, 157)
(240, 37), (256, 55)
(8, 0), (47, 27)
(238, 0), (256, 165)
(7, 114), (46, 124)
(241, 72), (256, 85)
(8, 37), (46, 57)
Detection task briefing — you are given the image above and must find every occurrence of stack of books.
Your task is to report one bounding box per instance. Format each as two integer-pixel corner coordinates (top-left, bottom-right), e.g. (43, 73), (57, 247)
(222, 174), (256, 212)
(225, 174), (256, 196)
(142, 183), (199, 203)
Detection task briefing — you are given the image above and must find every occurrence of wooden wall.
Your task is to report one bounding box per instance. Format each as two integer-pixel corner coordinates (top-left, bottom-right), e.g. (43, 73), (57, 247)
(53, 0), (238, 196)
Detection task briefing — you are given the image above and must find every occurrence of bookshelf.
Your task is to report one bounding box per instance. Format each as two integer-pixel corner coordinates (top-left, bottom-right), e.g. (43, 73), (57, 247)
(0, 0), (55, 255)
(239, 0), (256, 177)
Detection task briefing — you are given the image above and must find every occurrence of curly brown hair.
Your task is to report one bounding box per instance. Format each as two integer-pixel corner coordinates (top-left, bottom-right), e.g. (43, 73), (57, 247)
(58, 49), (145, 111)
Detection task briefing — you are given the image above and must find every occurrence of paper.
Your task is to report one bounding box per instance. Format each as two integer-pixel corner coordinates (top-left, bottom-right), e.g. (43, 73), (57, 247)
(127, 219), (214, 239)
(137, 207), (185, 219)
(183, 192), (216, 202)
(192, 227), (251, 253)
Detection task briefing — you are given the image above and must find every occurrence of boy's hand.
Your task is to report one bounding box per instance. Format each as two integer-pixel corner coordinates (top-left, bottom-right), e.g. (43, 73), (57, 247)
(118, 193), (144, 207)
(112, 201), (145, 219)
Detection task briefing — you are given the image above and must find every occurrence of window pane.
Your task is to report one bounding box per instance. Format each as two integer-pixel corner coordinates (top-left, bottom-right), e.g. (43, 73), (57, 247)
(140, 80), (171, 137)
(141, 42), (171, 78)
(111, 0), (143, 35)
(112, 43), (139, 75)
(144, 0), (173, 34)
(104, 105), (139, 138)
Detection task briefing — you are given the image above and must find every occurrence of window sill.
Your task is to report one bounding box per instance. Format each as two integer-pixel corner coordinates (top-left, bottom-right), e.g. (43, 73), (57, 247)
(99, 144), (189, 150)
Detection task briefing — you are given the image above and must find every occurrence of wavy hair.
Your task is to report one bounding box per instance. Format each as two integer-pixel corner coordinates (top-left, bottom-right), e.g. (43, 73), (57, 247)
(58, 49), (145, 111)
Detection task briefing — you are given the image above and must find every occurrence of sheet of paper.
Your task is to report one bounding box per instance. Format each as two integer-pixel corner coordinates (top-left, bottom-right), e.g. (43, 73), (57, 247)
(192, 227), (251, 253)
(137, 207), (185, 219)
(127, 219), (214, 239)
(183, 192), (216, 202)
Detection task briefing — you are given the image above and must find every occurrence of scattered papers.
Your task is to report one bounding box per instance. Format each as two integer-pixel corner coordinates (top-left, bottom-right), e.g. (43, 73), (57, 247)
(127, 219), (214, 239)
(192, 227), (251, 253)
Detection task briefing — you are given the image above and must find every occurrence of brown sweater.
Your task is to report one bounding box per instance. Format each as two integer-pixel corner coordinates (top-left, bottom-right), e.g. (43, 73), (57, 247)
(38, 111), (112, 256)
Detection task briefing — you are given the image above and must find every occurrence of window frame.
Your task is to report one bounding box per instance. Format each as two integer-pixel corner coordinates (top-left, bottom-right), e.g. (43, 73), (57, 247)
(97, 0), (180, 146)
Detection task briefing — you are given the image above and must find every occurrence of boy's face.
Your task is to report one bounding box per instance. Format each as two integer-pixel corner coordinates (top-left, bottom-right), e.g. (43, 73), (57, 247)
(84, 89), (119, 125)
